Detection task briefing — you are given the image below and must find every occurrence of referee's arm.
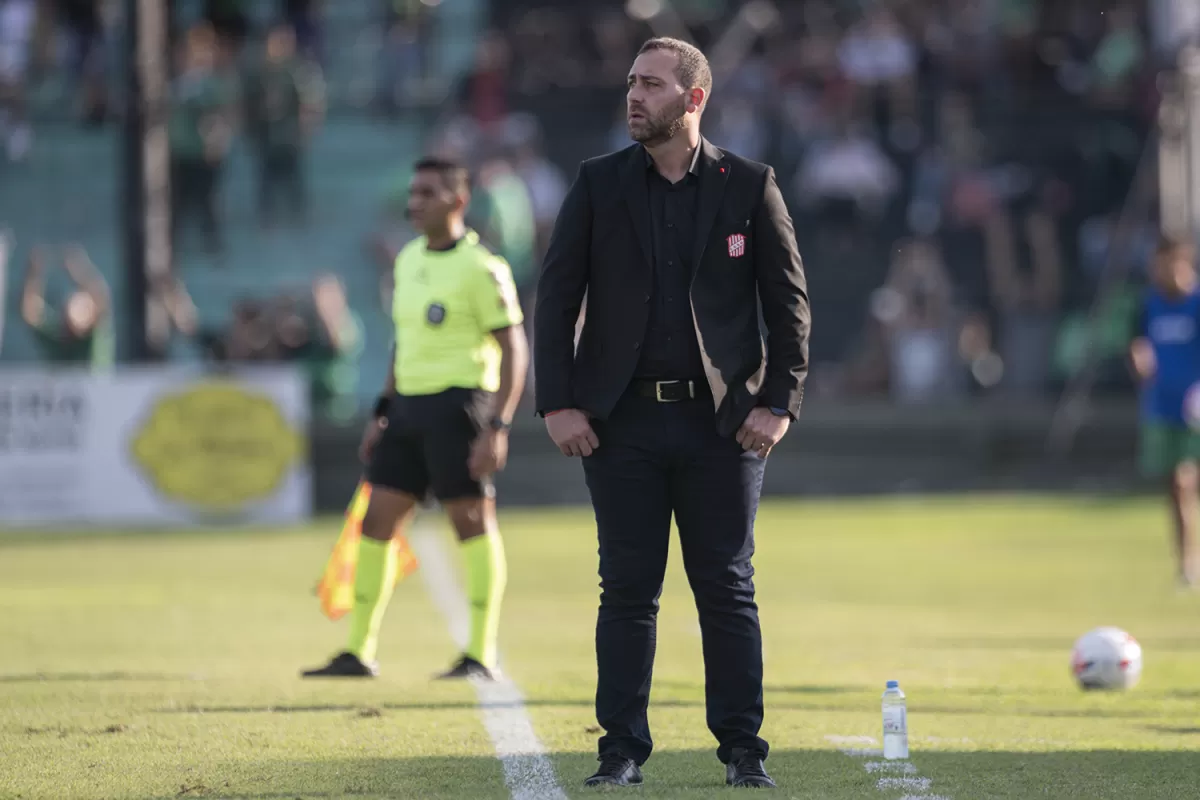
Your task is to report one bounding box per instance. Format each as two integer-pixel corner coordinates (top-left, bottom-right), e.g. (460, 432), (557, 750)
(361, 341), (397, 464)
(381, 343), (397, 397)
(473, 258), (529, 423)
(490, 326), (529, 423)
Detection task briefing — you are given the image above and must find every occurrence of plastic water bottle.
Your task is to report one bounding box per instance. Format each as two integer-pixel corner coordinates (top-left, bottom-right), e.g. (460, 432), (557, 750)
(881, 680), (909, 760)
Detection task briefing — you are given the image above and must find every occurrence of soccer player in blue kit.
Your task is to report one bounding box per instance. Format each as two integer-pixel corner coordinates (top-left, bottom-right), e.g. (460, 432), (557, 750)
(1129, 236), (1200, 588)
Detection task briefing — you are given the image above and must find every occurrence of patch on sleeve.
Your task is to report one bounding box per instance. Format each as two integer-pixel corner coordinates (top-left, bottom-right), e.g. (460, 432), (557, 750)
(485, 259), (520, 310)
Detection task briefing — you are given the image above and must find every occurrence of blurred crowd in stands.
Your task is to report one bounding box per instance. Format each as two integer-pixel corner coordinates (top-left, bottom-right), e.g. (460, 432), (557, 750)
(0, 0), (1175, 414)
(448, 0), (1164, 404)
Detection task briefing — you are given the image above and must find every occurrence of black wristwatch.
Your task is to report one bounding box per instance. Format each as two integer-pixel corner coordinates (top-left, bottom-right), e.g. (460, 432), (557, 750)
(373, 395), (391, 420)
(488, 416), (512, 432)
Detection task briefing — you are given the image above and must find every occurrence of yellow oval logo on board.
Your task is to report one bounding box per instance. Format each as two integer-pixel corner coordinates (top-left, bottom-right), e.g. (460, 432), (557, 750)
(131, 381), (304, 512)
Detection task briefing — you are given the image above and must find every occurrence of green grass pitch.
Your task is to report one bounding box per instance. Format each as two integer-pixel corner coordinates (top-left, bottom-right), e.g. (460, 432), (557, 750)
(2, 495), (1198, 799)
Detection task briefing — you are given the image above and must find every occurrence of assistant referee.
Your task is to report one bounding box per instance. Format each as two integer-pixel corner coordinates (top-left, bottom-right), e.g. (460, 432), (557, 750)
(303, 156), (528, 681)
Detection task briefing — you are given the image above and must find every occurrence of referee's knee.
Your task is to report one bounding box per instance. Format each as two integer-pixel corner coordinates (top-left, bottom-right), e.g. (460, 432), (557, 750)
(361, 487), (420, 541)
(444, 496), (495, 541)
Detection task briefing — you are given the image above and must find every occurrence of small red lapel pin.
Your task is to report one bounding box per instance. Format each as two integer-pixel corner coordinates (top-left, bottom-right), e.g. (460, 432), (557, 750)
(727, 233), (746, 258)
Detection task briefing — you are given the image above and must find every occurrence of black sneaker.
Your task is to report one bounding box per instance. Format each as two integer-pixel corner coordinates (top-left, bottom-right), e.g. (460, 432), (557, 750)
(300, 651), (378, 678)
(583, 752), (643, 787)
(725, 748), (775, 788)
(435, 654), (499, 681)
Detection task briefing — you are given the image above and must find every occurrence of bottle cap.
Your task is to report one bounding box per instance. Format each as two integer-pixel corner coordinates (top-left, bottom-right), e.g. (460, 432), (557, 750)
(886, 680), (899, 689)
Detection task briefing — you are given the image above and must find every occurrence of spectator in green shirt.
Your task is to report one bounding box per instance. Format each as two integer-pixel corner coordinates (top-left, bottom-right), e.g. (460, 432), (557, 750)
(20, 245), (115, 372)
(272, 275), (363, 424)
(308, 275), (363, 424)
(243, 20), (326, 229)
(472, 157), (537, 291)
(170, 23), (235, 254)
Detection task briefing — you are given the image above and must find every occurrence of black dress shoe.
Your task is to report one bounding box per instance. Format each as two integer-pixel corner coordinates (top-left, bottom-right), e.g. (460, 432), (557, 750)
(726, 748), (776, 788)
(583, 752), (643, 787)
(300, 651), (378, 678)
(435, 654), (499, 681)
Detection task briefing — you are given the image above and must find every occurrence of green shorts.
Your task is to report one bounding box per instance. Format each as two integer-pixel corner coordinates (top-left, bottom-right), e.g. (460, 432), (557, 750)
(1139, 422), (1200, 478)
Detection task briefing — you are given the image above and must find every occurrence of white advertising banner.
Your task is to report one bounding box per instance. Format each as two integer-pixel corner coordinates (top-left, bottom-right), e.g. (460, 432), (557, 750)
(0, 366), (312, 527)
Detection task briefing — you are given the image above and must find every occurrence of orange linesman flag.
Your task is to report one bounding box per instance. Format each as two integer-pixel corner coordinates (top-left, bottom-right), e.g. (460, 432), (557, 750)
(316, 481), (419, 620)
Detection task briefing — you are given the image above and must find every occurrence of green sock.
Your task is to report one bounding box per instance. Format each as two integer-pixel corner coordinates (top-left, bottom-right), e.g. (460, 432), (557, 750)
(462, 531), (507, 668)
(347, 537), (397, 664)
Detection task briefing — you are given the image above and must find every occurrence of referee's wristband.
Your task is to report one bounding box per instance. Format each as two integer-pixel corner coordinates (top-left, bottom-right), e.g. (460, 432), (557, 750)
(372, 395), (391, 420)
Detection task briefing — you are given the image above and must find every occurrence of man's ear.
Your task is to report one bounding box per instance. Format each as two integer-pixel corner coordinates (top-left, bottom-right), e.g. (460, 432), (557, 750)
(688, 87), (706, 114)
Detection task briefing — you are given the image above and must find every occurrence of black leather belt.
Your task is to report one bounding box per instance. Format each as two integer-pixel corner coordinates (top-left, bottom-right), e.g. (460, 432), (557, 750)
(631, 379), (704, 403)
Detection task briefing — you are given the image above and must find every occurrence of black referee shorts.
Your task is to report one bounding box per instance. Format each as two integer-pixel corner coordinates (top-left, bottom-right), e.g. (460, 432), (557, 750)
(367, 387), (495, 502)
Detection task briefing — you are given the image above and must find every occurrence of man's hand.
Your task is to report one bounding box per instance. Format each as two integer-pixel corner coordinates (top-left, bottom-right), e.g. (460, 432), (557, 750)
(469, 429), (509, 480)
(545, 409), (599, 457)
(359, 418), (386, 464)
(737, 408), (790, 458)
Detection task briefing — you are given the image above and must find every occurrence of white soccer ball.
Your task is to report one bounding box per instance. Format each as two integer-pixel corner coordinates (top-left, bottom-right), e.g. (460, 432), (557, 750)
(1070, 627), (1143, 691)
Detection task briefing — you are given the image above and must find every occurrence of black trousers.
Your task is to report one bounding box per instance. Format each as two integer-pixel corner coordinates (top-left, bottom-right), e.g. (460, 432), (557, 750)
(171, 156), (222, 251)
(258, 148), (306, 225)
(582, 384), (769, 765)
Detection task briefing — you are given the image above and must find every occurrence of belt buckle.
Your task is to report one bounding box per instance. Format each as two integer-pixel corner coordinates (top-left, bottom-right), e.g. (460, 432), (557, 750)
(654, 380), (692, 403)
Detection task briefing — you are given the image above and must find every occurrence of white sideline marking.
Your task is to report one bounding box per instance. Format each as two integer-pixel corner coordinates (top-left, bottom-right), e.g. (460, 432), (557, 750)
(826, 735), (949, 799)
(865, 761), (917, 774)
(878, 777), (932, 792)
(842, 747), (885, 757)
(828, 735), (876, 744)
(411, 524), (568, 800)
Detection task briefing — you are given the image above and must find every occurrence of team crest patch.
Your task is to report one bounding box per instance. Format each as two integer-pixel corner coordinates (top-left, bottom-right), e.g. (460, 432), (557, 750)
(426, 302), (446, 325)
(727, 233), (746, 258)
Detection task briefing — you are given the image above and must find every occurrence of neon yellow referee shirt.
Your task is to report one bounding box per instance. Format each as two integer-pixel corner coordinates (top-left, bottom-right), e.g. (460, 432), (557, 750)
(391, 229), (524, 395)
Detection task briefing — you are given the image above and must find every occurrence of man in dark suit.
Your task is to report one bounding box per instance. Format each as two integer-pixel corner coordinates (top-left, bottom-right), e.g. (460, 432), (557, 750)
(533, 37), (810, 790)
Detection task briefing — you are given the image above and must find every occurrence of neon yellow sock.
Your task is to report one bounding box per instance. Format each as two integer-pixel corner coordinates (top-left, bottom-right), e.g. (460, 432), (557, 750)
(347, 537), (397, 664)
(462, 531), (507, 668)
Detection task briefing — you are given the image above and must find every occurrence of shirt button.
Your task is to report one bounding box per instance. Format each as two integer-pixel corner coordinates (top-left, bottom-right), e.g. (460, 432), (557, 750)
(644, 294), (651, 303)
(668, 260), (674, 266)
(633, 342), (640, 350)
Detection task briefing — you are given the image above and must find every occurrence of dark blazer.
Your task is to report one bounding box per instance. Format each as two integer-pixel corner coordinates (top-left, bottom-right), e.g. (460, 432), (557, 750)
(533, 137), (810, 437)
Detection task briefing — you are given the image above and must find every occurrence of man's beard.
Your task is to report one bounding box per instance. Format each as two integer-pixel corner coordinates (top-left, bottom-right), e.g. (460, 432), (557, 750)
(629, 97), (688, 146)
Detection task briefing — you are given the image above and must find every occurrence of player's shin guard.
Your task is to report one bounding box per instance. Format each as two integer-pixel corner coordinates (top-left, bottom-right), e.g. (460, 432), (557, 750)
(346, 537), (398, 664)
(462, 531), (507, 669)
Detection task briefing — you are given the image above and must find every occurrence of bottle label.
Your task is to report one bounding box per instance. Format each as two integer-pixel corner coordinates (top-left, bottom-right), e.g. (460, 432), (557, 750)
(882, 706), (906, 735)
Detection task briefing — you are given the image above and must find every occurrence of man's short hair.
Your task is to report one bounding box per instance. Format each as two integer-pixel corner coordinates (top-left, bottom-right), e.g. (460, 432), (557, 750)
(637, 37), (713, 105)
(413, 156), (471, 195)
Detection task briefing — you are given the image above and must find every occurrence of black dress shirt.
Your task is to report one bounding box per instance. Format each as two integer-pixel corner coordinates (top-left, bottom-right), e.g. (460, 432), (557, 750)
(634, 145), (706, 380)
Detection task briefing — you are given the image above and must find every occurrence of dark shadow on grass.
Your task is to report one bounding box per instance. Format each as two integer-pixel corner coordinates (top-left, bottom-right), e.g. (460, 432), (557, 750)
(157, 698), (694, 715)
(0, 671), (189, 684)
(157, 698), (1181, 721)
(925, 636), (1200, 653)
(910, 749), (1200, 800)
(132, 749), (1200, 800)
(764, 683), (865, 695)
(656, 679), (865, 696)
(1145, 725), (1200, 735)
